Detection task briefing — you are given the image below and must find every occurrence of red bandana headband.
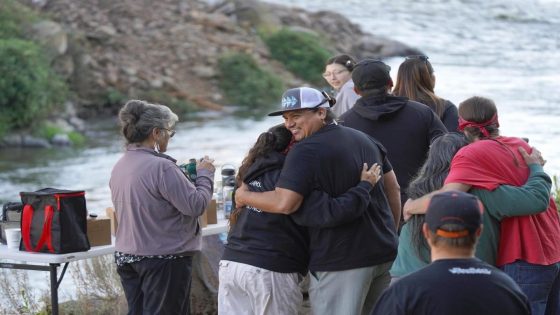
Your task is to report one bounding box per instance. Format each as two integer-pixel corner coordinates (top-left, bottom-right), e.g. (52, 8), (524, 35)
(458, 113), (499, 137)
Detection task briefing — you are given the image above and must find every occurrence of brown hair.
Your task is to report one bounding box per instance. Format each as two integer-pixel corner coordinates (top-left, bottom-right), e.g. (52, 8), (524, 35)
(325, 54), (356, 72)
(458, 96), (499, 140)
(229, 124), (293, 225)
(393, 57), (445, 118)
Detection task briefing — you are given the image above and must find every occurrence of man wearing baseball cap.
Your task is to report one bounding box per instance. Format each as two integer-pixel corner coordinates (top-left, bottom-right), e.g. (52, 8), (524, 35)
(339, 59), (447, 228)
(236, 86), (401, 314)
(371, 190), (530, 315)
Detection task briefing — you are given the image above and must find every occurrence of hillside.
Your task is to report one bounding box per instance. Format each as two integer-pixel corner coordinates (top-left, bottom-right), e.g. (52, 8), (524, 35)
(32, 0), (420, 115)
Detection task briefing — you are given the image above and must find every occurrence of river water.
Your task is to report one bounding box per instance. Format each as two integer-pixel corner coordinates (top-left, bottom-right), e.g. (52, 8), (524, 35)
(2, 0), (559, 212)
(0, 0), (559, 305)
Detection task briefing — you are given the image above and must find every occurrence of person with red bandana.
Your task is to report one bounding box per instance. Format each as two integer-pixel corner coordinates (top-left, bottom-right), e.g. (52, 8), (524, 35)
(404, 96), (560, 315)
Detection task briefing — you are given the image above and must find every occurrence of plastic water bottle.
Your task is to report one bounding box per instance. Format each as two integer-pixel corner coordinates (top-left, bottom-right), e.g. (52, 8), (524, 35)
(220, 165), (236, 219)
(223, 185), (234, 219)
(179, 158), (197, 182)
(186, 158), (197, 181)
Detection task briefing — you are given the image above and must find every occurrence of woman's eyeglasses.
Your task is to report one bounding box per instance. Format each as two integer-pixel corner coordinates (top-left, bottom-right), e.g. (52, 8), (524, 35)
(162, 128), (175, 138)
(322, 69), (349, 78)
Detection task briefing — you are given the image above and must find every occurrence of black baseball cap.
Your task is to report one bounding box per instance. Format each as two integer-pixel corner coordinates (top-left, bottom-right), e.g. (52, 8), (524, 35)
(268, 87), (333, 116)
(352, 59), (392, 91)
(425, 190), (483, 238)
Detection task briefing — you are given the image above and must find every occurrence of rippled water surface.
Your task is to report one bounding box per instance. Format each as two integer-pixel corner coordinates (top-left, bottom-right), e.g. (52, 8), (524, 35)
(1, 0), (560, 211)
(1, 0), (559, 305)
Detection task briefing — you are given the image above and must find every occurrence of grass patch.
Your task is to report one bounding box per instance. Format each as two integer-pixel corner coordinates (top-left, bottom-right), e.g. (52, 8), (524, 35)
(68, 131), (86, 146)
(0, 255), (124, 314)
(35, 123), (87, 146)
(36, 124), (61, 140)
(218, 52), (284, 114)
(262, 28), (332, 85)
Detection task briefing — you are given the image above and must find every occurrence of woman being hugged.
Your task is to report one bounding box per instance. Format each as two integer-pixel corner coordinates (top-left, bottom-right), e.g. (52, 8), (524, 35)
(404, 96), (560, 315)
(393, 55), (459, 132)
(391, 133), (551, 281)
(219, 124), (381, 315)
(323, 54), (360, 116)
(110, 100), (215, 315)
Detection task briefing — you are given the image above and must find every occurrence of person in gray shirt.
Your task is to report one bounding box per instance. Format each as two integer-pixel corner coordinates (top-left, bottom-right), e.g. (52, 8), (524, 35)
(110, 99), (215, 315)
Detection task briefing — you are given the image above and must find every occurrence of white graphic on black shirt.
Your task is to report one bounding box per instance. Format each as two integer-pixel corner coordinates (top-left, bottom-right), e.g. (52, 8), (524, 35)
(448, 267), (492, 275)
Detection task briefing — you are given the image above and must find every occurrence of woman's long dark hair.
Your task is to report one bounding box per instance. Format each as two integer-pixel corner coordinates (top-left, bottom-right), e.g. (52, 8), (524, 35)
(393, 57), (446, 118)
(230, 124), (293, 225)
(406, 133), (468, 260)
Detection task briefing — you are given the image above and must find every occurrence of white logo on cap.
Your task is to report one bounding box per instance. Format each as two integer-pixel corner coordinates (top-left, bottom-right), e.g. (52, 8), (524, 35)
(282, 96), (298, 109)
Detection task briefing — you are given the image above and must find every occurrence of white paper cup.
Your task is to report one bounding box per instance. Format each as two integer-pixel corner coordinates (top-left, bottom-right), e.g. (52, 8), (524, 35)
(5, 228), (21, 249)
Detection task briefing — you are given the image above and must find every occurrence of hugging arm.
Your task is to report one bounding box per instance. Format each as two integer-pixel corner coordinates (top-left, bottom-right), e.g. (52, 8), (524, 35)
(291, 163), (381, 227)
(475, 164), (551, 220)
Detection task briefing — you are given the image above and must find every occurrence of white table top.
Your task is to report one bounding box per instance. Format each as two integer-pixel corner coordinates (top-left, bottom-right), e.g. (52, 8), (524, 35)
(0, 220), (228, 265)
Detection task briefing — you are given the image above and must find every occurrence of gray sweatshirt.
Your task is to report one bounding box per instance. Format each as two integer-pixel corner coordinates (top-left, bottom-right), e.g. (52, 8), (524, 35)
(110, 146), (214, 255)
(331, 79), (360, 117)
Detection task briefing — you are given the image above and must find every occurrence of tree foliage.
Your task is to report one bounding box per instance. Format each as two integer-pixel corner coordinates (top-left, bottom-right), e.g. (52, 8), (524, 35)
(218, 52), (284, 115)
(0, 39), (67, 136)
(263, 29), (332, 85)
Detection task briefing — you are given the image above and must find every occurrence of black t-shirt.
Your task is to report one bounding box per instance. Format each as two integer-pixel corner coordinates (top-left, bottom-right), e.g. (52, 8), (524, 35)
(277, 124), (398, 271)
(222, 152), (309, 274)
(371, 258), (531, 315)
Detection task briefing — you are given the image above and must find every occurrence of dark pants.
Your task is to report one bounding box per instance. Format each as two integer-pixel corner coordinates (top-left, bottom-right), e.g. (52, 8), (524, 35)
(117, 256), (193, 315)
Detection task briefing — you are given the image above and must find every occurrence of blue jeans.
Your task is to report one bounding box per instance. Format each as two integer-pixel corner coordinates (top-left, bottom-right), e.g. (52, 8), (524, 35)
(502, 260), (560, 315)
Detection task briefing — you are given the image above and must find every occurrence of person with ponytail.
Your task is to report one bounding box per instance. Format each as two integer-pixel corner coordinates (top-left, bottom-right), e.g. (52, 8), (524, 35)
(110, 100), (215, 314)
(404, 96), (560, 315)
(323, 54), (360, 116)
(219, 123), (382, 315)
(391, 133), (552, 283)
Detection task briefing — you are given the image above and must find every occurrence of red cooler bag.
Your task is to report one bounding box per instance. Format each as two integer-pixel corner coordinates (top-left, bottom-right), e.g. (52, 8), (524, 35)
(19, 188), (90, 254)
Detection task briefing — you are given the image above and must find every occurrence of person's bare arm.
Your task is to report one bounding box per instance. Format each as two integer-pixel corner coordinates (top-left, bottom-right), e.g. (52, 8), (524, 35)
(402, 183), (471, 221)
(382, 170), (401, 229)
(235, 184), (304, 214)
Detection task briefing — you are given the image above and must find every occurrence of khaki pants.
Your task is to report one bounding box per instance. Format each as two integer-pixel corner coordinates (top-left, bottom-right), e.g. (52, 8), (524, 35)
(218, 260), (303, 315)
(308, 261), (392, 315)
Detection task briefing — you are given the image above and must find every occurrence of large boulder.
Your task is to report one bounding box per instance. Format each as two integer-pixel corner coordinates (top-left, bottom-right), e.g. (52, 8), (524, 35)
(29, 20), (68, 62)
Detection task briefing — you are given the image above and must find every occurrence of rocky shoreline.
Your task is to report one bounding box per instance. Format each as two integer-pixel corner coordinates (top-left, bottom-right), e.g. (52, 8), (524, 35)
(3, 0), (421, 148)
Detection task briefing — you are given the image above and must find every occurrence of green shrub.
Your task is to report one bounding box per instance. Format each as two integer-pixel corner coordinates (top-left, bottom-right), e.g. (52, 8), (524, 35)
(0, 0), (40, 39)
(0, 39), (67, 137)
(218, 52), (284, 113)
(36, 123), (62, 140)
(68, 131), (86, 146)
(35, 123), (86, 146)
(105, 88), (128, 107)
(263, 29), (332, 85)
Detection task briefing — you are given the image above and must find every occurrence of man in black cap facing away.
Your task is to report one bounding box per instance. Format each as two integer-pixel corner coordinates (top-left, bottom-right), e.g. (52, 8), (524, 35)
(339, 59), (447, 229)
(371, 190), (530, 315)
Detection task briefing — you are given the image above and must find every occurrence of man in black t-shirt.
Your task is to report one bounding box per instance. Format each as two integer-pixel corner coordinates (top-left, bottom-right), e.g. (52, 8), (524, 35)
(236, 87), (401, 315)
(371, 190), (530, 315)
